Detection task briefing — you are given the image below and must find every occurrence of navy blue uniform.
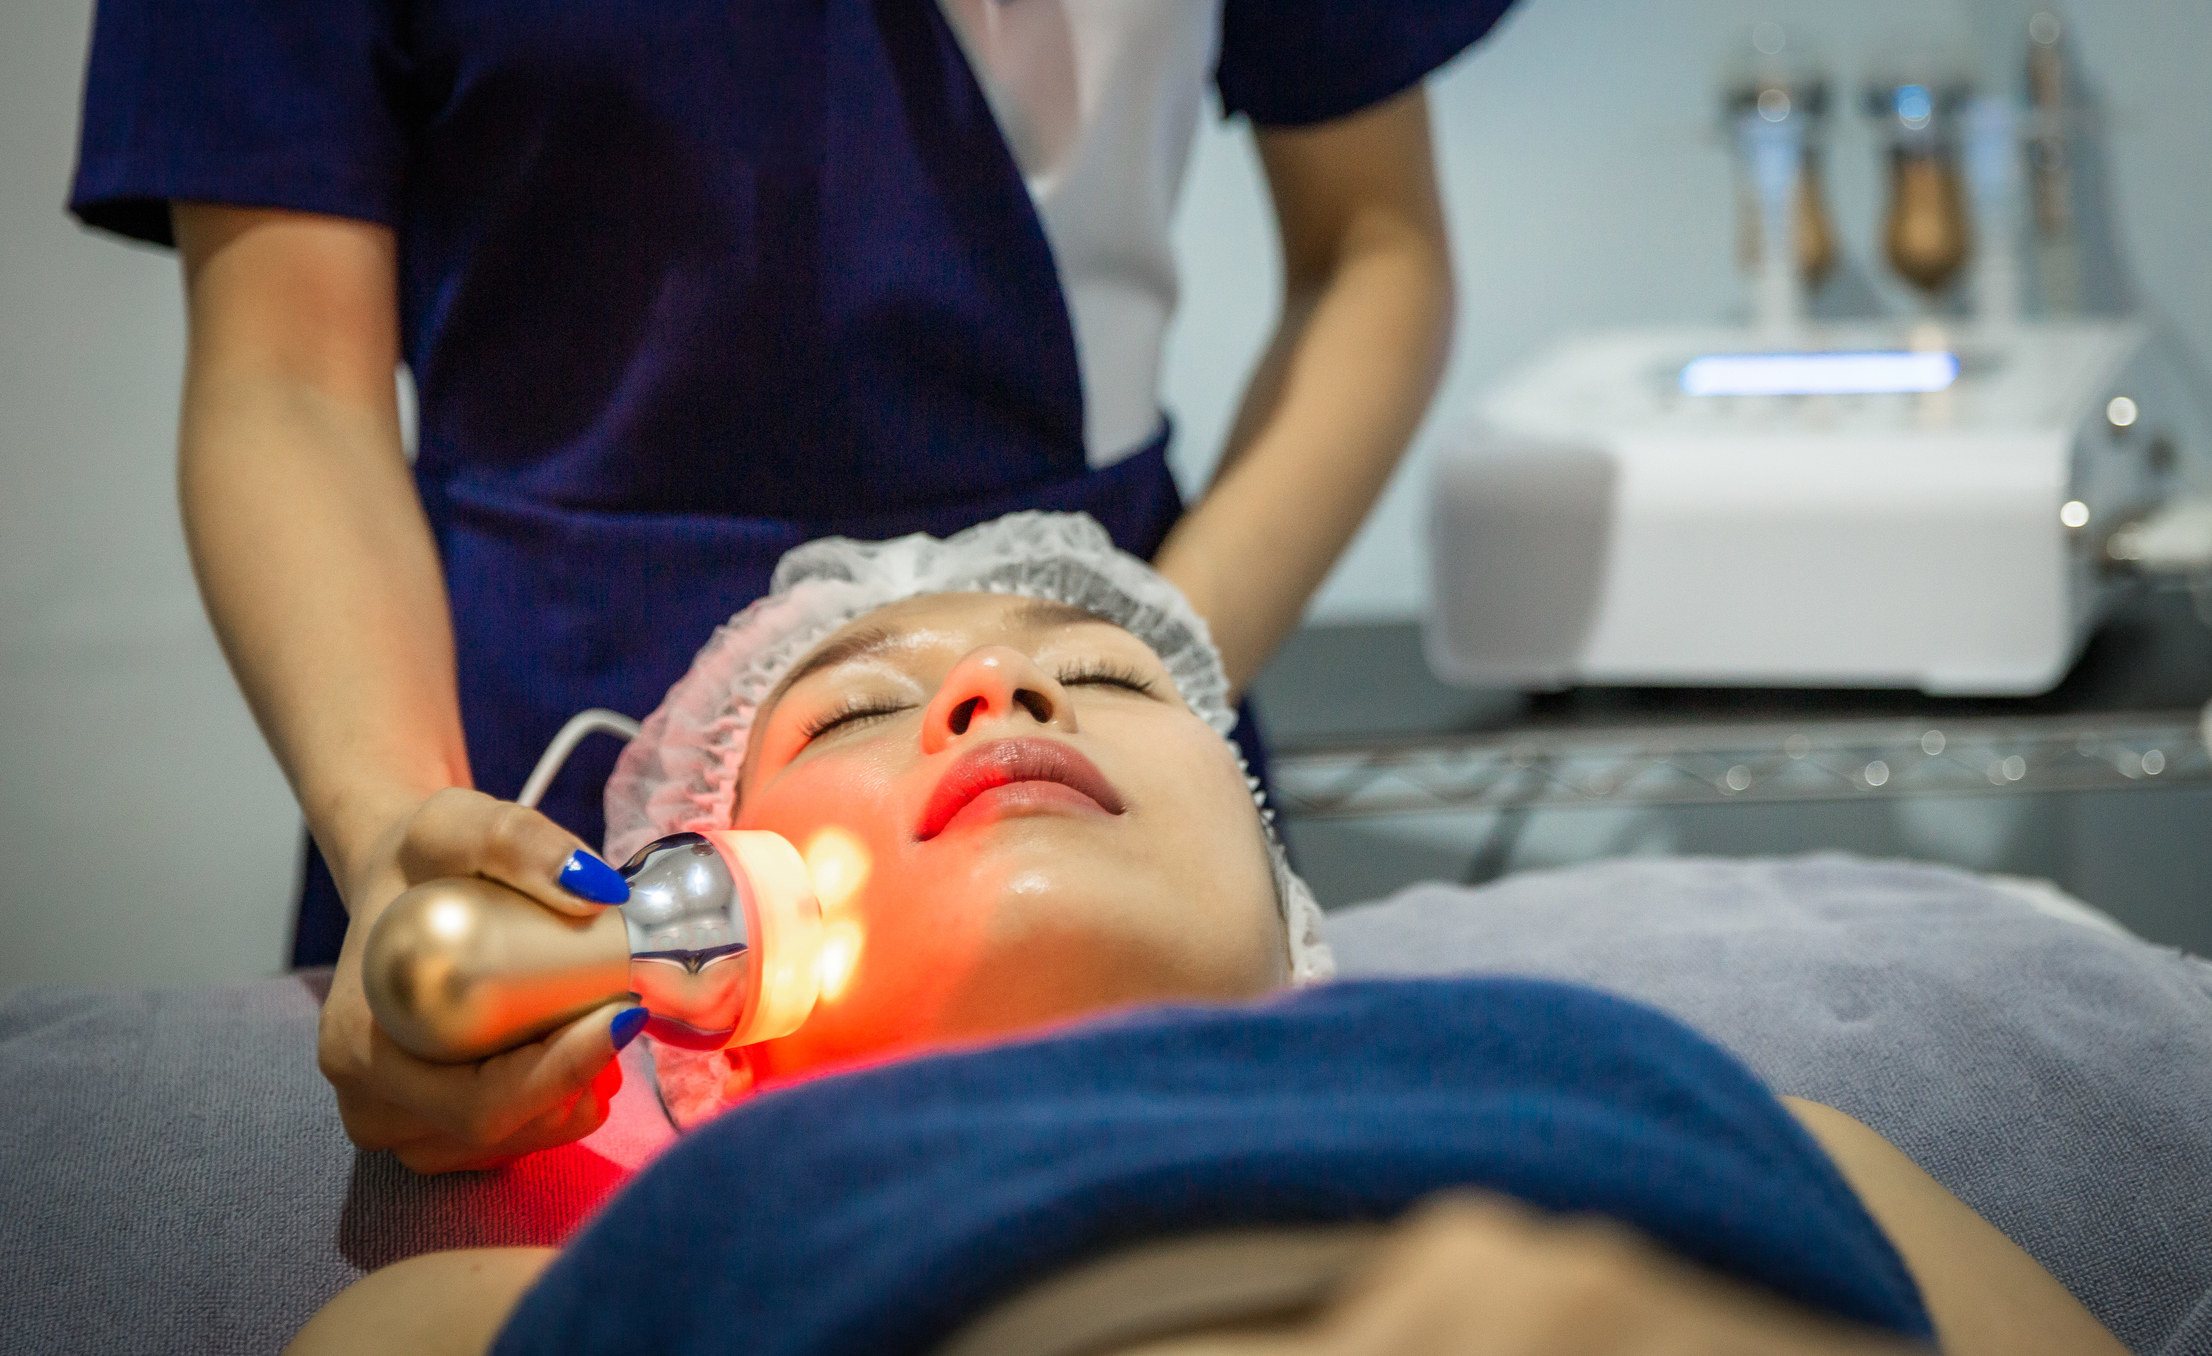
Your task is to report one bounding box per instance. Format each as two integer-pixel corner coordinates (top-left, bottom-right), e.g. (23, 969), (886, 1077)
(71, 2), (1512, 963)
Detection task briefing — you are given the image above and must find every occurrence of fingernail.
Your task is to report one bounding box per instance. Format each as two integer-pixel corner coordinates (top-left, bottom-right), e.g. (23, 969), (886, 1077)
(610, 1007), (649, 1052)
(559, 849), (629, 904)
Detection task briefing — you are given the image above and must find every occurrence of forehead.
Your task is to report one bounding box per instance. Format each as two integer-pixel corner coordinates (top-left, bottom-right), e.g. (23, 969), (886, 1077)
(776, 592), (1131, 693)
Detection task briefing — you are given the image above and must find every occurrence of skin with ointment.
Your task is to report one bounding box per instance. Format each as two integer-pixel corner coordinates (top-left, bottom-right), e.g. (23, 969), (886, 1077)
(288, 594), (2126, 1356)
(729, 592), (1287, 1087)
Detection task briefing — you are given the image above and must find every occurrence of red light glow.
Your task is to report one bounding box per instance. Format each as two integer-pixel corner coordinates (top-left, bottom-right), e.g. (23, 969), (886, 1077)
(801, 827), (871, 1004)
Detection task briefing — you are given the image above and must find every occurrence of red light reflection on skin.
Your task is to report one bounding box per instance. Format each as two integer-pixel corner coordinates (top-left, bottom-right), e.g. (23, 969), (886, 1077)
(726, 609), (1284, 1097)
(813, 923), (864, 1001)
(736, 814), (1034, 1093)
(735, 822), (1142, 1100)
(801, 827), (871, 1002)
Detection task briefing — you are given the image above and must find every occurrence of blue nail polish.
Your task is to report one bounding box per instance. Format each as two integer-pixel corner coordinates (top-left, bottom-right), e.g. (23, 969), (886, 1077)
(559, 849), (629, 904)
(610, 1007), (649, 1052)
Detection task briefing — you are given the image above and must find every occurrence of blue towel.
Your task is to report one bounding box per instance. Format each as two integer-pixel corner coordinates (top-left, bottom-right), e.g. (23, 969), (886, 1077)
(494, 978), (1932, 1354)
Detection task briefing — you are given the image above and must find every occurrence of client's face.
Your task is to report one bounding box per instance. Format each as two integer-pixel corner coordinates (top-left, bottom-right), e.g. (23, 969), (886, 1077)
(733, 592), (1287, 1073)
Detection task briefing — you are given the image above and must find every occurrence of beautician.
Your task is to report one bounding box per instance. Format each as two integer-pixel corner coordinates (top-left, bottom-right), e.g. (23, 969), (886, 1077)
(70, 2), (1503, 1170)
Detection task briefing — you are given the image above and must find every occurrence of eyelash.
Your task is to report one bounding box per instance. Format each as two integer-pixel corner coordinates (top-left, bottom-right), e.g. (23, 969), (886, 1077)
(1056, 661), (1156, 695)
(798, 698), (908, 740)
(796, 662), (1155, 741)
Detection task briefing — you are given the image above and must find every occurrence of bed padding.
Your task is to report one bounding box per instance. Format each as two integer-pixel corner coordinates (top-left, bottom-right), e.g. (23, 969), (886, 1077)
(1327, 853), (2212, 1356)
(2, 854), (2206, 1354)
(0, 974), (670, 1355)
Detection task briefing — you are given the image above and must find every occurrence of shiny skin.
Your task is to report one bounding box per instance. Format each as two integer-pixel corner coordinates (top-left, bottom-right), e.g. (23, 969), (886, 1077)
(735, 592), (1289, 1083)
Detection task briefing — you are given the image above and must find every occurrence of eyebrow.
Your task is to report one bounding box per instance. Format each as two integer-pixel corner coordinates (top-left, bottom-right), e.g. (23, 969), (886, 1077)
(1004, 597), (1107, 630)
(775, 625), (899, 694)
(764, 597), (1117, 723)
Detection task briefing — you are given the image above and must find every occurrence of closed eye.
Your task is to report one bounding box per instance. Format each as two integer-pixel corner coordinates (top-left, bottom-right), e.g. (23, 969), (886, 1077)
(799, 699), (910, 741)
(1057, 661), (1157, 696)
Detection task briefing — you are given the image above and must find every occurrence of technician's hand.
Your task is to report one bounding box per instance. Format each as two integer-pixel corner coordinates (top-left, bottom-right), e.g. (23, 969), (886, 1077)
(317, 787), (637, 1174)
(1129, 1193), (1924, 1356)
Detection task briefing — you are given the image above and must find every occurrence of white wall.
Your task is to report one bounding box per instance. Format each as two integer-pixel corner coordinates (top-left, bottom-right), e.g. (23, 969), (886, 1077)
(4, 0), (2210, 988)
(2, 0), (301, 990)
(1164, 0), (2212, 617)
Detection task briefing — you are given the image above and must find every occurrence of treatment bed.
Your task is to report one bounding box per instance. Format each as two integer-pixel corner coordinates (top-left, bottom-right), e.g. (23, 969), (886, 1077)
(3, 855), (2208, 1355)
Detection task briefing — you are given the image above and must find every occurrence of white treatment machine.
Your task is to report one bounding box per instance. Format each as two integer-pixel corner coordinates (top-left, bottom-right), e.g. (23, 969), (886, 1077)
(1426, 321), (2201, 695)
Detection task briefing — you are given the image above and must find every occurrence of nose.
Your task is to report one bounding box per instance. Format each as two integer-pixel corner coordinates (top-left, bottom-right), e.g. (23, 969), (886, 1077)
(920, 646), (1073, 754)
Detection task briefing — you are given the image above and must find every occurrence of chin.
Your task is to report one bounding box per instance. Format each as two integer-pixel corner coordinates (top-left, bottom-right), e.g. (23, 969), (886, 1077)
(911, 822), (1154, 911)
(934, 895), (1270, 1036)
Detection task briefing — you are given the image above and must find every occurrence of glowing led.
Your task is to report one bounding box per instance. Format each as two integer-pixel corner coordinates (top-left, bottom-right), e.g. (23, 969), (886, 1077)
(2106, 396), (2139, 428)
(1681, 351), (1958, 397)
(2059, 500), (2090, 529)
(712, 830), (825, 1044)
(815, 920), (864, 1001)
(1895, 85), (1932, 130)
(802, 826), (873, 916)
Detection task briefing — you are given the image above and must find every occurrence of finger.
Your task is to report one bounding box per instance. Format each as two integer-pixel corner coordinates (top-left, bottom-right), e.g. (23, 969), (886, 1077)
(398, 1060), (623, 1174)
(332, 1070), (593, 1160)
(1309, 1195), (1560, 1353)
(401, 787), (625, 918)
(319, 964), (452, 1151)
(392, 1088), (616, 1175)
(476, 1001), (639, 1128)
(370, 1001), (637, 1148)
(331, 1085), (444, 1152)
(389, 1132), (512, 1176)
(591, 1046), (626, 1105)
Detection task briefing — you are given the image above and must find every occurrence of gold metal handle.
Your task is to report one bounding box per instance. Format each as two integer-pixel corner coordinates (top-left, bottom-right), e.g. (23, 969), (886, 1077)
(363, 877), (633, 1063)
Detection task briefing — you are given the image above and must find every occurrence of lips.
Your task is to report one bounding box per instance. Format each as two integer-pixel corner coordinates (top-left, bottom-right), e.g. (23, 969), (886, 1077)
(918, 737), (1127, 840)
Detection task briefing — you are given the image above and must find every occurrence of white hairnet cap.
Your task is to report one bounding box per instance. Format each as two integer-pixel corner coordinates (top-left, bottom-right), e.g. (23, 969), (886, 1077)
(604, 510), (1332, 983)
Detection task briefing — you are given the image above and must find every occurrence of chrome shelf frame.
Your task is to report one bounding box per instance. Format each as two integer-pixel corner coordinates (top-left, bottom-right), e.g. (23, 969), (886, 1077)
(1272, 710), (2212, 820)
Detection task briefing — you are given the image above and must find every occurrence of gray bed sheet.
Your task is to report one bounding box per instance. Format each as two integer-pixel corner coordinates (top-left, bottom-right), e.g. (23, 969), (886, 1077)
(1325, 854), (2212, 1356)
(0, 973), (672, 1355)
(1, 854), (2206, 1354)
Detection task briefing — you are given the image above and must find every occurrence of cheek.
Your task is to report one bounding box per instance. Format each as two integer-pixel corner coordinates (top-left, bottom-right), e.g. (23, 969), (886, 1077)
(733, 753), (995, 1041)
(1124, 719), (1257, 844)
(1118, 721), (1282, 947)
(733, 755), (907, 976)
(734, 753), (896, 839)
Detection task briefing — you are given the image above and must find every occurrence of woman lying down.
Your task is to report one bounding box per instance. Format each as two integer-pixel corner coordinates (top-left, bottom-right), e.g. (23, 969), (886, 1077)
(292, 513), (2122, 1356)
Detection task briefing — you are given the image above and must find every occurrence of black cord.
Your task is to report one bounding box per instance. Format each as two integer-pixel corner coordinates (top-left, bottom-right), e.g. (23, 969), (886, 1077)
(1462, 803), (1535, 885)
(1464, 756), (1549, 885)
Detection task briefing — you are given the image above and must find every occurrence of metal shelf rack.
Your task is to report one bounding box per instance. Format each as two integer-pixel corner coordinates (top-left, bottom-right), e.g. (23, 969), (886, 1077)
(1273, 710), (2212, 819)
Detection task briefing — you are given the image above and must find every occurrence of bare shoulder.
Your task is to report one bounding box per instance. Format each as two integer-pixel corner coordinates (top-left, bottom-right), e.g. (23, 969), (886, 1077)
(1781, 1097), (2126, 1356)
(284, 1247), (557, 1356)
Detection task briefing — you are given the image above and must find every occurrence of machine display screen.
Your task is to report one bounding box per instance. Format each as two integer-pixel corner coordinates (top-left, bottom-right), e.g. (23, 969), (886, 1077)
(1679, 350), (1960, 396)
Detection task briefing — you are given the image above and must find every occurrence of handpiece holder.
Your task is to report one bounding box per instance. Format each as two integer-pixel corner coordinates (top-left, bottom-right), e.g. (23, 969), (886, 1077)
(363, 830), (824, 1063)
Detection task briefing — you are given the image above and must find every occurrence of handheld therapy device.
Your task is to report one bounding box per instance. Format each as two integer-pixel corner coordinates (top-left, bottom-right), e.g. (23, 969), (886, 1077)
(362, 712), (828, 1063)
(364, 830), (824, 1062)
(1427, 320), (2200, 695)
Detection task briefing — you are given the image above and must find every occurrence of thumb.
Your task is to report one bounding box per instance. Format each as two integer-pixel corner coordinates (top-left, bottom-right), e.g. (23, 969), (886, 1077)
(404, 790), (629, 921)
(477, 1001), (648, 1135)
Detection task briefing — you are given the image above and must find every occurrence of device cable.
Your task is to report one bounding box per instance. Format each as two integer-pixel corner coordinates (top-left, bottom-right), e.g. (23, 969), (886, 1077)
(516, 708), (644, 811)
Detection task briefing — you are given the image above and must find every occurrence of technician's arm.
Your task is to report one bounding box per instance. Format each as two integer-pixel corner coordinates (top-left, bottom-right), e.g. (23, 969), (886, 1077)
(175, 205), (629, 1172)
(1780, 1098), (2126, 1356)
(1154, 87), (1455, 694)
